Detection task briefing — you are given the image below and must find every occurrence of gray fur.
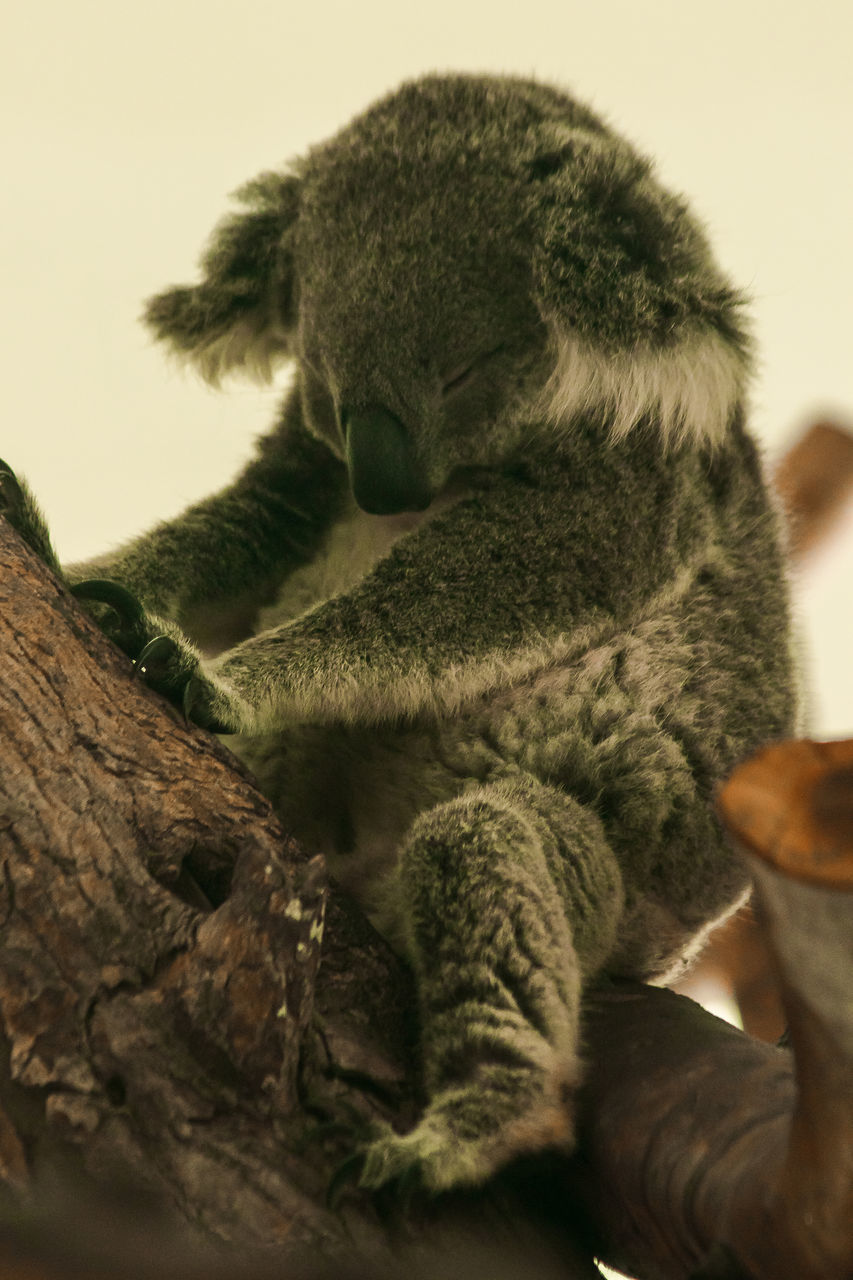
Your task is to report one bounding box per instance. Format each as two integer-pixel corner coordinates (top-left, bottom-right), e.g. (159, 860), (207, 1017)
(12, 73), (796, 1191)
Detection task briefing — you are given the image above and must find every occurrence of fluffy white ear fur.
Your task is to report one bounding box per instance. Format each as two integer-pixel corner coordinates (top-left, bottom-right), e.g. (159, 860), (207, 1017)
(181, 317), (291, 387)
(541, 322), (750, 449)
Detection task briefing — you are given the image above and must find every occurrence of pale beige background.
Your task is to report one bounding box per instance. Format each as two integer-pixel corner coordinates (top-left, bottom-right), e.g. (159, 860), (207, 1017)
(2, 0), (851, 733)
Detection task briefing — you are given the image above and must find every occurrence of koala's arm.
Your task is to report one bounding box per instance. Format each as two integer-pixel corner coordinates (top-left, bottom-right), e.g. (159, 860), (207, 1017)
(69, 387), (348, 652)
(201, 432), (715, 732)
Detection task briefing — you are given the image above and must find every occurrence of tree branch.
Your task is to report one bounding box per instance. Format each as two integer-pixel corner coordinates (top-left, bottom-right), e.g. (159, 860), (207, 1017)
(567, 739), (853, 1280)
(1, 518), (851, 1279)
(0, 519), (414, 1256)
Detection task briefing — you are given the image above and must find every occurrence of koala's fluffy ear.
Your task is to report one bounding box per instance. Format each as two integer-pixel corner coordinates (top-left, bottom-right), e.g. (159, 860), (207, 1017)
(143, 171), (300, 386)
(529, 127), (751, 448)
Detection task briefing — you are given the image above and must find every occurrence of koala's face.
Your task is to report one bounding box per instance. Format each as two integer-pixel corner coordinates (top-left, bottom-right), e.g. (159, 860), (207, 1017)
(293, 106), (551, 514)
(145, 74), (748, 507)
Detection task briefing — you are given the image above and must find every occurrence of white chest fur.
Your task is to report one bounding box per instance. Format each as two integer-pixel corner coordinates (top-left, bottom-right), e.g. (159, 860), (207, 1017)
(257, 490), (460, 632)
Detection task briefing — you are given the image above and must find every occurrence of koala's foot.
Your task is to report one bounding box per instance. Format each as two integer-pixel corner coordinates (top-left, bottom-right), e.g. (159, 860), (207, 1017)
(359, 1066), (576, 1194)
(382, 777), (625, 1194)
(0, 458), (61, 572)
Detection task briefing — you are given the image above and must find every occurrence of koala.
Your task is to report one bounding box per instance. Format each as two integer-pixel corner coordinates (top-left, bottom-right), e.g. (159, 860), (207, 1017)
(4, 73), (796, 1193)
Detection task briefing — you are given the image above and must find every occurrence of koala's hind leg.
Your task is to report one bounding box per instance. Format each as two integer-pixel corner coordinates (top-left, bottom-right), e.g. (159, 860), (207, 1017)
(359, 775), (625, 1193)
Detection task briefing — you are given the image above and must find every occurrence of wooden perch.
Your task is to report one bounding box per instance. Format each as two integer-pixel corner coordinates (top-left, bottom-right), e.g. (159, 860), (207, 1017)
(1, 518), (852, 1279)
(0, 518), (418, 1259)
(570, 738), (853, 1280)
(717, 740), (853, 1278)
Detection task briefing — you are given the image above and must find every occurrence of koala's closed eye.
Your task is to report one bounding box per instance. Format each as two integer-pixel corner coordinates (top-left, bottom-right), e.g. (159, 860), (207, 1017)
(441, 346), (507, 398)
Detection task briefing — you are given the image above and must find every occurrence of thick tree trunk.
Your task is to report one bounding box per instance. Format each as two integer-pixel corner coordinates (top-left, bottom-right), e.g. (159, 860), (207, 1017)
(0, 519), (418, 1259)
(1, 519), (851, 1280)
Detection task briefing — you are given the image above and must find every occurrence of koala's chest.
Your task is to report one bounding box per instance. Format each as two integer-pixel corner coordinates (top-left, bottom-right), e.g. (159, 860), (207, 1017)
(257, 502), (431, 631)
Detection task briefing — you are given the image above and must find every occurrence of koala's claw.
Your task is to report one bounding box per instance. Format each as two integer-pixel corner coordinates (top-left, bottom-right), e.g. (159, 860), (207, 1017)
(130, 639), (235, 734)
(325, 1138), (425, 1218)
(182, 675), (234, 734)
(326, 1150), (367, 1210)
(358, 1127), (433, 1193)
(134, 634), (180, 679)
(71, 579), (147, 629)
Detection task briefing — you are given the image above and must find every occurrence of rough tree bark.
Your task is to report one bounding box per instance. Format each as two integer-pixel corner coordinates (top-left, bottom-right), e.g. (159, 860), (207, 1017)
(0, 511), (595, 1277)
(0, 519), (851, 1280)
(0, 518), (420, 1259)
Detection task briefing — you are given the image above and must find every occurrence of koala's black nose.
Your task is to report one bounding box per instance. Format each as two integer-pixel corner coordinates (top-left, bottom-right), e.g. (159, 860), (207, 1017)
(342, 405), (432, 515)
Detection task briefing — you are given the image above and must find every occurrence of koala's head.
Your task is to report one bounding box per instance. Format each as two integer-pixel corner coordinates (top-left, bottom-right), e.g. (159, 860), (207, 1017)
(145, 74), (750, 515)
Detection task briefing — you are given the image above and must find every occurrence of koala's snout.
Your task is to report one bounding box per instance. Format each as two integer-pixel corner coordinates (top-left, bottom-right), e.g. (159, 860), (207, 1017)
(342, 405), (433, 516)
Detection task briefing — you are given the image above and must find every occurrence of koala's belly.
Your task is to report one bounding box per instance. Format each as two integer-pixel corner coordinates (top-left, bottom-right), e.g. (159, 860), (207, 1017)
(229, 630), (754, 959)
(230, 656), (679, 942)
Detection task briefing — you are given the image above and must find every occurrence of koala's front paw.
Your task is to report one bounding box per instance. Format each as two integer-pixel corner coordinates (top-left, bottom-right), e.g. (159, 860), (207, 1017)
(134, 634), (244, 734)
(72, 581), (243, 733)
(0, 467), (243, 735)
